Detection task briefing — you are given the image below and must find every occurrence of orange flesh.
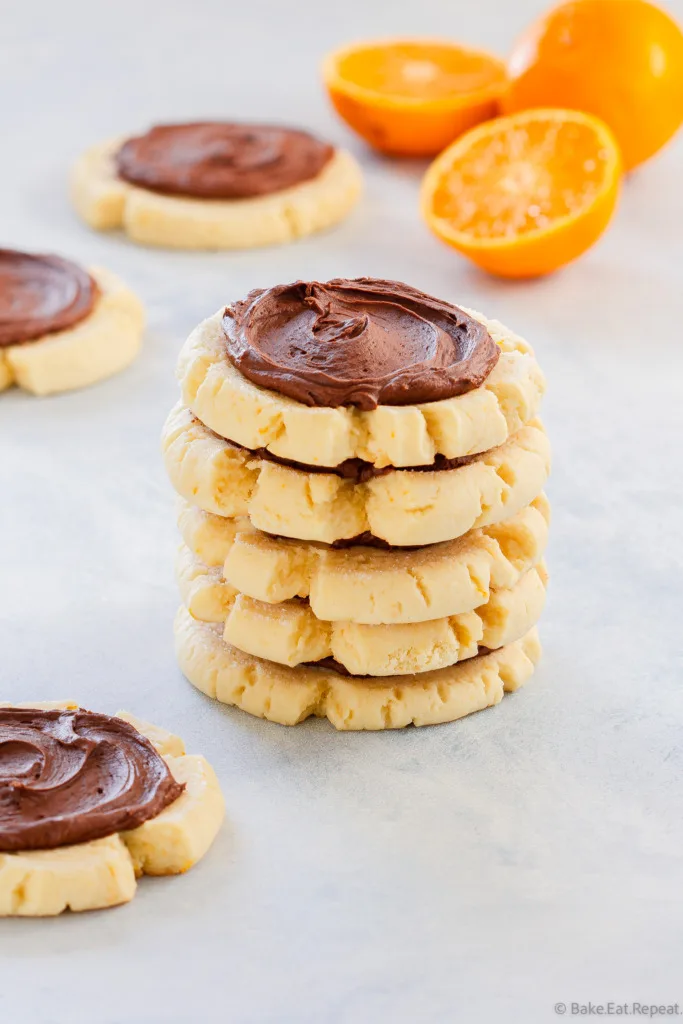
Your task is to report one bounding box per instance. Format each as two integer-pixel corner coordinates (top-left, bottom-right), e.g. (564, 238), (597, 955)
(335, 43), (507, 101)
(430, 119), (615, 239)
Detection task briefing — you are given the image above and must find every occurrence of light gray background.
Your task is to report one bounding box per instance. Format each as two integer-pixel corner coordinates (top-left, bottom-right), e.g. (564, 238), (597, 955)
(1, 1), (682, 1021)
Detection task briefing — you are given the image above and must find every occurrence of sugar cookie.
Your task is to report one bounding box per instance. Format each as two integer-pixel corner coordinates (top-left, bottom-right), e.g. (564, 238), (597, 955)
(175, 607), (541, 730)
(0, 251), (143, 396)
(177, 494), (550, 624)
(178, 304), (544, 468)
(0, 703), (223, 916)
(211, 563), (547, 676)
(71, 124), (362, 250)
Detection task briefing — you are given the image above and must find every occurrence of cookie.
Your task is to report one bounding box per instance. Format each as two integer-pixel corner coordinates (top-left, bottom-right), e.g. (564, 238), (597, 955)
(162, 402), (550, 546)
(176, 500), (245, 568)
(71, 128), (362, 250)
(0, 703), (224, 916)
(178, 305), (545, 468)
(210, 563), (547, 676)
(175, 542), (237, 623)
(177, 494), (550, 624)
(178, 536), (547, 665)
(0, 253), (144, 396)
(174, 606), (542, 729)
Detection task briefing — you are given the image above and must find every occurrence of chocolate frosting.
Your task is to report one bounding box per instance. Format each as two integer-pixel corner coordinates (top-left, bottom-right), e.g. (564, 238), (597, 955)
(223, 278), (499, 410)
(116, 122), (334, 199)
(0, 708), (184, 852)
(242, 438), (477, 483)
(0, 249), (97, 348)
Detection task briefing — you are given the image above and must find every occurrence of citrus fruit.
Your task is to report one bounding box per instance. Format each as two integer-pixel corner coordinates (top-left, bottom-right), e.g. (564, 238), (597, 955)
(421, 107), (622, 278)
(322, 38), (507, 156)
(503, 0), (683, 171)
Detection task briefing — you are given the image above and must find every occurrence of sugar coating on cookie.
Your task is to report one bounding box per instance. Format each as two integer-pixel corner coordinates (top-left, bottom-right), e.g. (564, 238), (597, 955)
(71, 123), (362, 250)
(0, 250), (144, 396)
(0, 703), (224, 916)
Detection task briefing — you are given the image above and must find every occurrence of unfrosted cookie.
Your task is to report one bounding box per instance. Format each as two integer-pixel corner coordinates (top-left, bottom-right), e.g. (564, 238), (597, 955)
(0, 703), (224, 916)
(71, 124), (362, 250)
(178, 302), (545, 468)
(175, 606), (541, 730)
(0, 251), (144, 396)
(177, 494), (550, 624)
(179, 554), (546, 675)
(162, 402), (550, 546)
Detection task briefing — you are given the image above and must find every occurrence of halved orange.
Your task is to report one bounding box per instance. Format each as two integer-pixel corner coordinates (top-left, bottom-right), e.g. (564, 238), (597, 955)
(421, 108), (622, 278)
(322, 38), (507, 157)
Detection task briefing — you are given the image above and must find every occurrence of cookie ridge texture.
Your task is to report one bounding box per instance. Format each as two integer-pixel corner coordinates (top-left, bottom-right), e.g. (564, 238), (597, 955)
(174, 607), (542, 730)
(177, 494), (550, 624)
(178, 557), (547, 676)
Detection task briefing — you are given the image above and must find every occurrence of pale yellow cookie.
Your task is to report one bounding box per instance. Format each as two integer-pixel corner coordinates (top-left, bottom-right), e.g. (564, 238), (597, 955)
(178, 549), (546, 674)
(221, 563), (546, 675)
(174, 605), (541, 730)
(178, 307), (545, 468)
(71, 138), (362, 250)
(161, 403), (550, 546)
(177, 500), (244, 568)
(0, 835), (138, 917)
(175, 543), (237, 623)
(178, 494), (549, 624)
(120, 753), (225, 877)
(0, 705), (224, 916)
(0, 266), (144, 396)
(0, 356), (12, 392)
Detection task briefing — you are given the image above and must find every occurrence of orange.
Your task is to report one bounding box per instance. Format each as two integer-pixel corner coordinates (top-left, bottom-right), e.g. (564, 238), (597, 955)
(322, 39), (508, 156)
(502, 0), (683, 171)
(421, 108), (622, 278)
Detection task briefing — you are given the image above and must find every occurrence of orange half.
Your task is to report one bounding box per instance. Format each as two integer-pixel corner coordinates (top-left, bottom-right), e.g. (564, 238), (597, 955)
(421, 108), (622, 278)
(322, 38), (507, 156)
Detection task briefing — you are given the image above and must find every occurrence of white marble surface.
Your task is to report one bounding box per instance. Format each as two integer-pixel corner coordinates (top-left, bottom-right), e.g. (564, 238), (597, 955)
(2, 0), (683, 1020)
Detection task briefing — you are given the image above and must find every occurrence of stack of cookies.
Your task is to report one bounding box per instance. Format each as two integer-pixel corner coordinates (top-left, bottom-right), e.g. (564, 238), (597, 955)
(162, 278), (550, 731)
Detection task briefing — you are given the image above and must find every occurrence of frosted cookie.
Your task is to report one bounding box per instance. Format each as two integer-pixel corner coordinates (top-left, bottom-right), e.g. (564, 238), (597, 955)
(175, 606), (541, 730)
(177, 494), (550, 624)
(162, 402), (550, 546)
(0, 250), (144, 396)
(71, 123), (362, 249)
(0, 703), (224, 916)
(178, 287), (545, 468)
(181, 557), (546, 675)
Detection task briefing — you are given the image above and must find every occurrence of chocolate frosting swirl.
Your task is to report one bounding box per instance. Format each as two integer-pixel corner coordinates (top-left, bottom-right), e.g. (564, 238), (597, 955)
(223, 278), (499, 410)
(0, 249), (97, 348)
(116, 122), (334, 199)
(0, 708), (184, 852)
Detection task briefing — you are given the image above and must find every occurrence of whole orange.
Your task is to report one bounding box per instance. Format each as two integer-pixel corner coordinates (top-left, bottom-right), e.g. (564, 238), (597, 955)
(502, 0), (683, 170)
